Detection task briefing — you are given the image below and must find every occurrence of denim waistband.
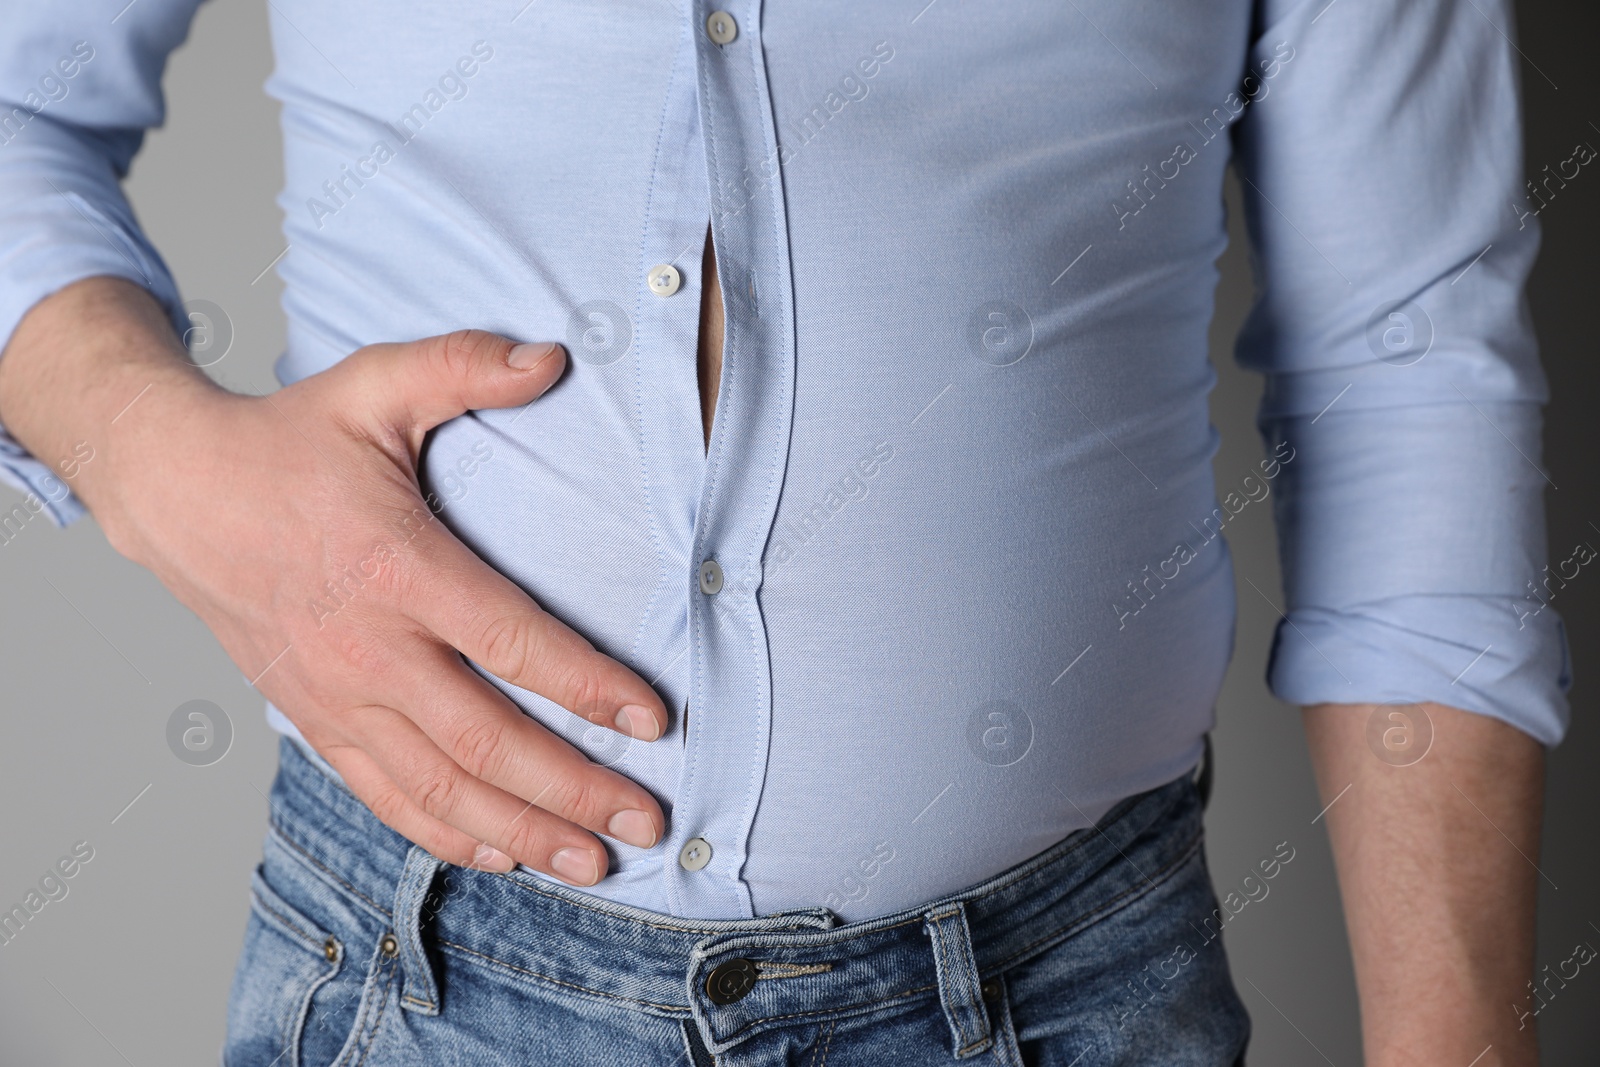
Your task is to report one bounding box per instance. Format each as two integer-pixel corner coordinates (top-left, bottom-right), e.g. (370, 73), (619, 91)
(265, 736), (1205, 1058)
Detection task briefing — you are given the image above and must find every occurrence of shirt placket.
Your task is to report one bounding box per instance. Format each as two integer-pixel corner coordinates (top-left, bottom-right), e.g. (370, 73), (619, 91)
(659, 0), (799, 918)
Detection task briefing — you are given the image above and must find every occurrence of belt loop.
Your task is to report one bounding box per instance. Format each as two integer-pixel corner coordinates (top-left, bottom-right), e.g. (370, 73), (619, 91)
(923, 901), (992, 1059)
(392, 845), (445, 1016)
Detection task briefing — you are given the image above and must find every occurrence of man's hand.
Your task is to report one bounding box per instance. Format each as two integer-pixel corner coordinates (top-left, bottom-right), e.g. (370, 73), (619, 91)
(0, 276), (669, 887)
(1304, 701), (1544, 1066)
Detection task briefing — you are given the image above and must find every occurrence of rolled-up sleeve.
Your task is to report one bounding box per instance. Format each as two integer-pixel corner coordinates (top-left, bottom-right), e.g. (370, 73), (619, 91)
(0, 1), (202, 524)
(1233, 0), (1571, 743)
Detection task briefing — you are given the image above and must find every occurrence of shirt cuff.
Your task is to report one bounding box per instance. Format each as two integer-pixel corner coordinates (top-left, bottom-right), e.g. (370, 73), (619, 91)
(0, 191), (187, 528)
(1266, 595), (1572, 746)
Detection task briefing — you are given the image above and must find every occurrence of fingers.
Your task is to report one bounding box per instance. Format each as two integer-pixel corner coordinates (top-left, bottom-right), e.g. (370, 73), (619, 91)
(332, 708), (623, 887)
(389, 642), (664, 849)
(331, 329), (568, 443)
(323, 743), (517, 873)
(396, 523), (670, 742)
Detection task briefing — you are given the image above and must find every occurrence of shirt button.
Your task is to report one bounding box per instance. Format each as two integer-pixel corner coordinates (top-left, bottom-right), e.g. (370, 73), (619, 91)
(705, 11), (738, 45)
(679, 836), (713, 871)
(647, 263), (681, 297)
(698, 559), (723, 595)
(705, 958), (757, 1004)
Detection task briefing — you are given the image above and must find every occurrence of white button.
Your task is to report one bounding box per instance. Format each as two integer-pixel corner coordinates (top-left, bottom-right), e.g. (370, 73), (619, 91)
(698, 559), (723, 595)
(706, 12), (737, 45)
(647, 263), (681, 297)
(679, 837), (713, 871)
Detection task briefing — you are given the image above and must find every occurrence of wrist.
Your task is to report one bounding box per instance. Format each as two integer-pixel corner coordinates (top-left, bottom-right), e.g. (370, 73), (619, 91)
(0, 276), (229, 542)
(86, 363), (233, 556)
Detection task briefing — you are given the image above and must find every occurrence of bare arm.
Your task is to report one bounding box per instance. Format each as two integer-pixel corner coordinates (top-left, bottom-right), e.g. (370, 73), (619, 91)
(1304, 701), (1543, 1066)
(0, 275), (670, 885)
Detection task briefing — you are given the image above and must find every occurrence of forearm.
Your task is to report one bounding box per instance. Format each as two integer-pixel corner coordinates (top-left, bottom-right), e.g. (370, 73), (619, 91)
(1304, 701), (1544, 1066)
(0, 275), (220, 526)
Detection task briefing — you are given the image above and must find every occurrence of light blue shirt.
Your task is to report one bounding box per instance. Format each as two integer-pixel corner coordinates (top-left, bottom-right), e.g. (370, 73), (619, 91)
(0, 0), (1569, 921)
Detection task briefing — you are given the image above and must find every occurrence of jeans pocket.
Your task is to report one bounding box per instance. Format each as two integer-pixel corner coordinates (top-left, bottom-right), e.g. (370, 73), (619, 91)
(224, 833), (387, 1067)
(224, 864), (347, 1067)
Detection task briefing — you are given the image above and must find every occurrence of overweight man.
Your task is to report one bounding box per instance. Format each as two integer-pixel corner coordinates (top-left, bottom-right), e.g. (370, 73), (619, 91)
(0, 1), (1565, 1064)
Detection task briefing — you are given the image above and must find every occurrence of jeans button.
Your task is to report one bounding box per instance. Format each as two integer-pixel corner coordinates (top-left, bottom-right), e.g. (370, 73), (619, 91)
(706, 958), (757, 1004)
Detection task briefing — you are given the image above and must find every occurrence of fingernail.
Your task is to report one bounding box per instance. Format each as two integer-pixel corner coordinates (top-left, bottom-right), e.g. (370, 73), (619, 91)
(615, 704), (661, 742)
(608, 809), (659, 849)
(508, 341), (559, 370)
(472, 843), (515, 873)
(550, 847), (599, 886)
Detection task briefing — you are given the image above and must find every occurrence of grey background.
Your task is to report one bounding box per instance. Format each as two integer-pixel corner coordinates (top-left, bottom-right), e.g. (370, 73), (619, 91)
(0, 2), (1594, 1063)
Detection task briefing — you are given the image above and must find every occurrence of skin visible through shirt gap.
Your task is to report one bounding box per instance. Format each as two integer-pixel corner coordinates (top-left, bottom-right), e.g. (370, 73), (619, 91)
(691, 220), (724, 742)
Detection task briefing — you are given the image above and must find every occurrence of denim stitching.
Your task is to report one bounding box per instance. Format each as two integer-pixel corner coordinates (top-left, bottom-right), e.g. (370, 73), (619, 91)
(722, 982), (939, 1034)
(267, 819), (392, 921)
(955, 784), (1191, 910)
(331, 953), (380, 1067)
(347, 956), (397, 1067)
(809, 1019), (836, 1067)
(754, 961), (833, 979)
(333, 948), (395, 1067)
(440, 934), (943, 1031)
(928, 911), (967, 1046)
(496, 872), (837, 936)
(989, 832), (1203, 975)
(250, 889), (325, 952)
(397, 853), (439, 1011)
(989, 977), (1025, 1067)
(436, 939), (688, 1012)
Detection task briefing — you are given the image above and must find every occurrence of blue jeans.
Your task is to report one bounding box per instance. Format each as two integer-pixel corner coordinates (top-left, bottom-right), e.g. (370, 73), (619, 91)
(224, 738), (1250, 1066)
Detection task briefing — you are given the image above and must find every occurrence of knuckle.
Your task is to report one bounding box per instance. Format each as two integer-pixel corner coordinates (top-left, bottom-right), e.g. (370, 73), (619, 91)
(434, 329), (500, 379)
(409, 765), (464, 821)
(543, 770), (610, 831)
(362, 782), (411, 833)
(479, 612), (536, 683)
(560, 667), (610, 723)
(499, 811), (554, 864)
(330, 627), (391, 678)
(451, 716), (510, 782)
(544, 655), (604, 723)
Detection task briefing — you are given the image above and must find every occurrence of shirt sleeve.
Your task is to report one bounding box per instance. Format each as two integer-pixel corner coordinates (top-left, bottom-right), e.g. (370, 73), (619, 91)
(1232, 0), (1571, 744)
(0, 1), (204, 525)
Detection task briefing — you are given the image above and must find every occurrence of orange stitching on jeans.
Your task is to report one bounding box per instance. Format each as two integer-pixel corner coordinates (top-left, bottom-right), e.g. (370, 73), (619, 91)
(436, 939), (688, 1012)
(927, 910), (983, 1049)
(267, 820), (391, 919)
(493, 873), (873, 937)
(754, 961), (833, 979)
(332, 950), (392, 1067)
(810, 1019), (836, 1067)
(722, 983), (939, 1034)
(250, 889), (324, 951)
(348, 956), (397, 1067)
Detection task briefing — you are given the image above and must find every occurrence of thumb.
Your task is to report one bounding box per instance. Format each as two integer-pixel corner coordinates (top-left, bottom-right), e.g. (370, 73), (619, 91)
(338, 328), (567, 437)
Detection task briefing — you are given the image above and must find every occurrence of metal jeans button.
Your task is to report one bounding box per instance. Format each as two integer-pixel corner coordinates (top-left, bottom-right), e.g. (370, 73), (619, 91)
(706, 958), (757, 1004)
